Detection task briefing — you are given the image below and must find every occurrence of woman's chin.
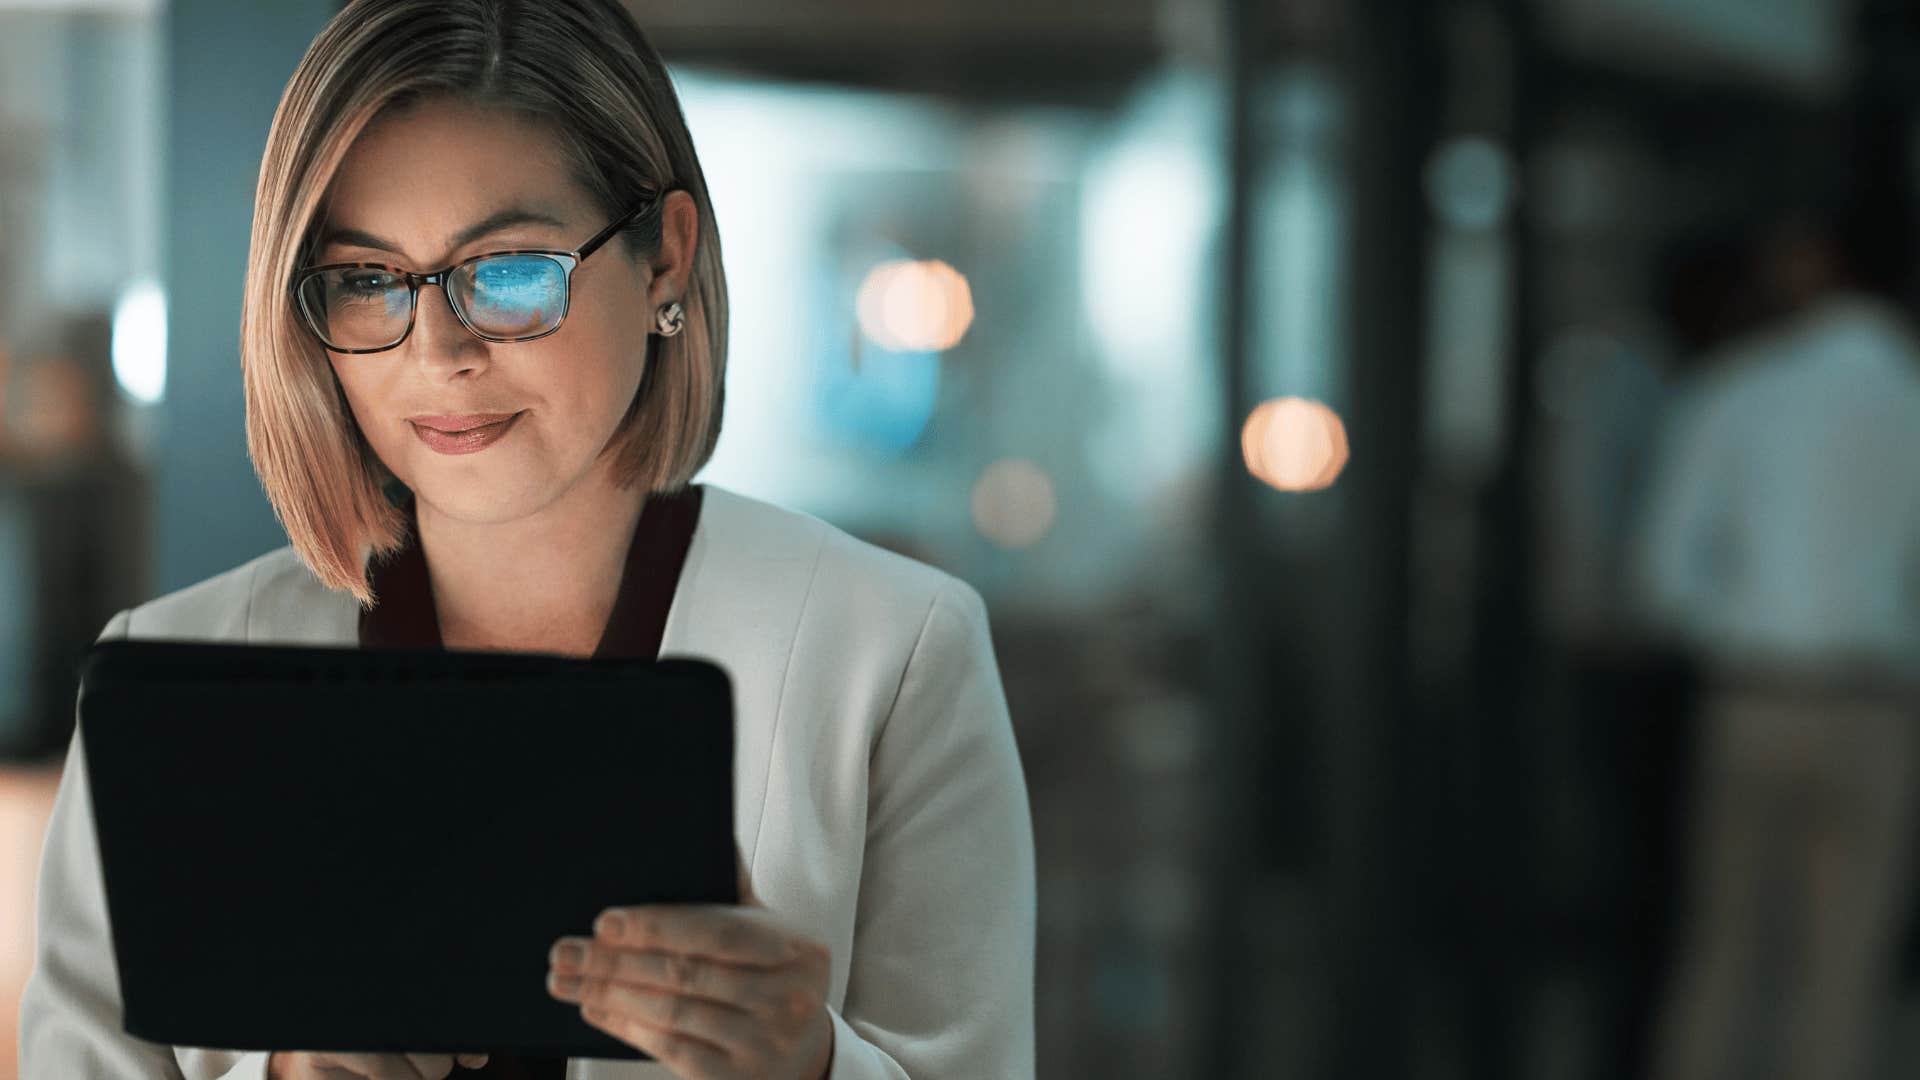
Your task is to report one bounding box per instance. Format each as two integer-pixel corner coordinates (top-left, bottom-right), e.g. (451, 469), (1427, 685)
(410, 479), (541, 526)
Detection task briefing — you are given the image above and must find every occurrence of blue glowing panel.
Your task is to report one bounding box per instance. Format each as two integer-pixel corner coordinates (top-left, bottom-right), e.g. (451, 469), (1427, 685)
(812, 343), (941, 457)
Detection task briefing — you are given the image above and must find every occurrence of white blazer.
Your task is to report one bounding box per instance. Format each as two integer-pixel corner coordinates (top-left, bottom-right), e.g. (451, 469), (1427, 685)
(20, 483), (1036, 1080)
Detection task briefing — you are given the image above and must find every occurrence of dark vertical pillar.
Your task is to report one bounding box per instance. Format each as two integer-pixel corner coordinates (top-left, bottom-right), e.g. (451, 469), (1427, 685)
(1197, 0), (1265, 1072)
(1323, 0), (1437, 1077)
(1200, 0), (1438, 1073)
(1463, 3), (1542, 1078)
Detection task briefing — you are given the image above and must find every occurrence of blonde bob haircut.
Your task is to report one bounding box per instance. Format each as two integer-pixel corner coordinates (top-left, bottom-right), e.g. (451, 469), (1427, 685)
(243, 0), (727, 607)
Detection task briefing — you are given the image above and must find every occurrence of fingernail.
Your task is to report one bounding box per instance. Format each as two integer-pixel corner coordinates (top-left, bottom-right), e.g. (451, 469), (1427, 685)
(550, 940), (585, 969)
(595, 911), (626, 937)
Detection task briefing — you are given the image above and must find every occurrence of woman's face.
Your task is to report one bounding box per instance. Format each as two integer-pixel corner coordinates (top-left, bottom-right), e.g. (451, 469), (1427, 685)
(316, 99), (664, 524)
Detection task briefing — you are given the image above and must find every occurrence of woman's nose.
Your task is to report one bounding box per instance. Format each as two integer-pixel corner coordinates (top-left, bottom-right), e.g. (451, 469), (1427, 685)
(407, 281), (491, 376)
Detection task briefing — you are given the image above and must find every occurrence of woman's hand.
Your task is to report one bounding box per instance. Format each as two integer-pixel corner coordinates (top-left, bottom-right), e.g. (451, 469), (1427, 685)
(265, 1050), (489, 1079)
(546, 848), (834, 1080)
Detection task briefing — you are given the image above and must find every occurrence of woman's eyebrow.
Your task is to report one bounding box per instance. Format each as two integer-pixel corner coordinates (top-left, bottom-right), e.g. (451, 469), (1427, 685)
(318, 205), (571, 260)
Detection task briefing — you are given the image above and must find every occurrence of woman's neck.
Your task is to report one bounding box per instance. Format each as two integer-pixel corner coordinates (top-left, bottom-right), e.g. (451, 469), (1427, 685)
(413, 463), (647, 657)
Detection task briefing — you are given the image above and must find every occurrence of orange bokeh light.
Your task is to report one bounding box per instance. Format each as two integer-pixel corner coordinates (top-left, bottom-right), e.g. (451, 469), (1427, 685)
(971, 458), (1057, 549)
(855, 259), (975, 353)
(1241, 397), (1349, 492)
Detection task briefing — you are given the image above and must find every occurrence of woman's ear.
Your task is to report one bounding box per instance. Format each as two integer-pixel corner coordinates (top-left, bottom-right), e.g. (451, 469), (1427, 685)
(648, 190), (699, 307)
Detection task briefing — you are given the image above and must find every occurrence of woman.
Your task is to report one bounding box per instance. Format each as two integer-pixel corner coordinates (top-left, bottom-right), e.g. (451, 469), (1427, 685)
(18, 2), (1036, 1078)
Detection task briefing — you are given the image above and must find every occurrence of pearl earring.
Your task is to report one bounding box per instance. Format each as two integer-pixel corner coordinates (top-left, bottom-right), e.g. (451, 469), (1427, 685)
(654, 300), (686, 337)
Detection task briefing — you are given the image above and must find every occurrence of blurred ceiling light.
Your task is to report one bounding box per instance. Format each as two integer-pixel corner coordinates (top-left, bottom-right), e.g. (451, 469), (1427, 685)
(0, 0), (158, 10)
(1543, 0), (1847, 96)
(111, 279), (166, 405)
(1241, 396), (1349, 492)
(1082, 126), (1218, 377)
(855, 259), (974, 353)
(971, 458), (1057, 550)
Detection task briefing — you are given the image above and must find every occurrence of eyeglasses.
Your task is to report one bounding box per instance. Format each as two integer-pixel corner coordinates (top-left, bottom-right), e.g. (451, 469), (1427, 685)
(291, 190), (663, 354)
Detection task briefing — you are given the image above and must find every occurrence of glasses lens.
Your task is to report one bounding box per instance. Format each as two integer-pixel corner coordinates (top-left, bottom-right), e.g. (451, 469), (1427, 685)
(297, 268), (411, 350)
(451, 255), (568, 339)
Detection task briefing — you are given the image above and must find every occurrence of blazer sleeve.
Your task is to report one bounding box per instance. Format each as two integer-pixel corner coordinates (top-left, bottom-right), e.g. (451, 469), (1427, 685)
(826, 576), (1037, 1080)
(18, 609), (273, 1080)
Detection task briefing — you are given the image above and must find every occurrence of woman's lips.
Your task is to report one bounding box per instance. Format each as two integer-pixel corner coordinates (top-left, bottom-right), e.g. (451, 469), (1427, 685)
(410, 411), (524, 455)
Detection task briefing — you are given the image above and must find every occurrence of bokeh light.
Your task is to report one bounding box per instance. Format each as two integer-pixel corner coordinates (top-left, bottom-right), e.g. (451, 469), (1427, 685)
(855, 259), (975, 353)
(1241, 396), (1349, 492)
(1424, 136), (1516, 232)
(110, 279), (167, 406)
(971, 458), (1057, 549)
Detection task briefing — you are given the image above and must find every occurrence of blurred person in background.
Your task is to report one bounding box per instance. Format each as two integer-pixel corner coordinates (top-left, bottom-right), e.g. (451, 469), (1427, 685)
(0, 314), (149, 761)
(1635, 204), (1920, 1080)
(1541, 226), (1770, 1080)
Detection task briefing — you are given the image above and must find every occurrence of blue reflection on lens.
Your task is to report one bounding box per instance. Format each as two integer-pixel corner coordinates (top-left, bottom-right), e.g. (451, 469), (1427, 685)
(468, 256), (564, 331)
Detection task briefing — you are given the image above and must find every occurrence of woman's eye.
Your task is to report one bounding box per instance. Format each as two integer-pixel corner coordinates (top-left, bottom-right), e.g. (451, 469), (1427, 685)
(342, 273), (395, 294)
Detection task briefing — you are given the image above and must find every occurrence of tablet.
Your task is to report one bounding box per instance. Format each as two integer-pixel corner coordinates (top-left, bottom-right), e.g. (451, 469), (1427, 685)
(76, 639), (737, 1062)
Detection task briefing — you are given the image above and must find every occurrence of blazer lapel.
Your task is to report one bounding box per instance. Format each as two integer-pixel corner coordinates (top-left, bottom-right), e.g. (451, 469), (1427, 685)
(657, 485), (824, 868)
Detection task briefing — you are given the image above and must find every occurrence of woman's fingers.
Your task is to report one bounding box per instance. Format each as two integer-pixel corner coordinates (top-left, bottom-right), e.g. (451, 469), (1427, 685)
(554, 938), (791, 1017)
(579, 1004), (737, 1077)
(593, 904), (795, 966)
(588, 980), (761, 1049)
(402, 1053), (458, 1078)
(310, 1052), (428, 1080)
(279, 1051), (491, 1079)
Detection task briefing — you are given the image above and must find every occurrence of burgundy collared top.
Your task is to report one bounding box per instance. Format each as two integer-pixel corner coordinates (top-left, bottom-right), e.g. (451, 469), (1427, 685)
(357, 482), (705, 1079)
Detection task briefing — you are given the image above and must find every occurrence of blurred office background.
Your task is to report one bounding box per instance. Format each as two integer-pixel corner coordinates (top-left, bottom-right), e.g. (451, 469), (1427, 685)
(4, 0), (1920, 1077)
